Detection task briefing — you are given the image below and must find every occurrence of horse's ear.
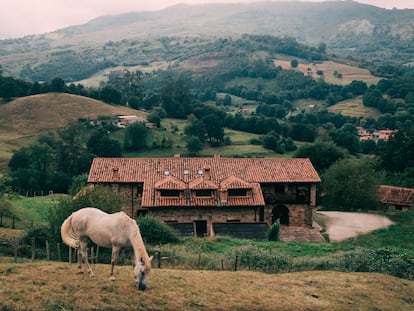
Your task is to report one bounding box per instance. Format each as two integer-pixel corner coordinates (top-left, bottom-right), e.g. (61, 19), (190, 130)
(149, 256), (153, 262)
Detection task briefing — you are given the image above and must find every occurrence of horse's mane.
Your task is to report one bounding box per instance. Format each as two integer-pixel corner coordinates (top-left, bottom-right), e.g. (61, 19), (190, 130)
(121, 213), (151, 272)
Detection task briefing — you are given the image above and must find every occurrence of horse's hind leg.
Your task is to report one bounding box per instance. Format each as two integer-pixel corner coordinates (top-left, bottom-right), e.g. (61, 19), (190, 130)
(76, 247), (84, 274)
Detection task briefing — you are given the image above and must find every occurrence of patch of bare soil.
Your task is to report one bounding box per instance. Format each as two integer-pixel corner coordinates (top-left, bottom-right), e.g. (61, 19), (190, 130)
(316, 211), (394, 242)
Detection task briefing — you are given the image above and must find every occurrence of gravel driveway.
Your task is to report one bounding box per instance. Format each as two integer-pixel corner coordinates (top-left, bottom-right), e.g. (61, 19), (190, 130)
(316, 211), (394, 242)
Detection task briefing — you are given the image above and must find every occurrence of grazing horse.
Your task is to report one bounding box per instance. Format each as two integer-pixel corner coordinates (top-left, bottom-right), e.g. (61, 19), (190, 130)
(61, 207), (152, 290)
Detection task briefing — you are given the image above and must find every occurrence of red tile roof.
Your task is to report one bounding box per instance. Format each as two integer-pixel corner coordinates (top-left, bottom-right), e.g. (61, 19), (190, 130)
(155, 176), (186, 190)
(379, 185), (414, 206)
(88, 157), (321, 184)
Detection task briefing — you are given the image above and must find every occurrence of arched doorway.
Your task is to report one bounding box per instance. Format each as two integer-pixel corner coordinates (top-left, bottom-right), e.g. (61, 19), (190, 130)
(272, 205), (290, 225)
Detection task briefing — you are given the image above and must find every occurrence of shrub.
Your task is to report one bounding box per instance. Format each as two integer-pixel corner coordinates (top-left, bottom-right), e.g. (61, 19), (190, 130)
(137, 215), (180, 245)
(267, 219), (280, 241)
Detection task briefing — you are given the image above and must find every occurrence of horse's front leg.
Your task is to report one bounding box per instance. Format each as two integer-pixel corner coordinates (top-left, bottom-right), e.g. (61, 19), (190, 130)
(79, 241), (95, 277)
(109, 246), (120, 281)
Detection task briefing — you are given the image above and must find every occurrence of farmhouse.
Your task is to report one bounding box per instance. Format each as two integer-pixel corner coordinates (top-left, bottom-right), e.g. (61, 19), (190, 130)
(87, 156), (321, 239)
(379, 185), (414, 211)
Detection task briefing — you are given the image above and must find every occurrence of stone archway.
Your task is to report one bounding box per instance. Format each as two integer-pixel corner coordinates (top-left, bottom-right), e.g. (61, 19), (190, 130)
(272, 205), (290, 226)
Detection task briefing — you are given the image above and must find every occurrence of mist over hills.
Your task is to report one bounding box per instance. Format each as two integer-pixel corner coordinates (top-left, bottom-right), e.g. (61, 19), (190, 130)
(0, 1), (413, 81)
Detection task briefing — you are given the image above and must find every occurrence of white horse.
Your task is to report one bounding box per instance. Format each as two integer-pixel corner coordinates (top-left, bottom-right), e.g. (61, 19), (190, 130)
(61, 207), (153, 290)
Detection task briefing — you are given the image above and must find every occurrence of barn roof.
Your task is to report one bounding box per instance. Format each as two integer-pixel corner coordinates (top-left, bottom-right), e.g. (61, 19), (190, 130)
(379, 185), (414, 206)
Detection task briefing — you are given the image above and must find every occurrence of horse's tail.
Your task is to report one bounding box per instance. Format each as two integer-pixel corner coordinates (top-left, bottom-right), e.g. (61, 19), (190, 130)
(61, 214), (80, 249)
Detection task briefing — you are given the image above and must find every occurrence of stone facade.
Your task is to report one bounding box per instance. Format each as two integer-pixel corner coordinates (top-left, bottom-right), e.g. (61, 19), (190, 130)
(88, 157), (321, 238)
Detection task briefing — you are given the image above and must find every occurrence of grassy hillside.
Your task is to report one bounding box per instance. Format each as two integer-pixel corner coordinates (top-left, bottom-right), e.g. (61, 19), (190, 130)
(0, 260), (412, 311)
(274, 59), (381, 86)
(0, 93), (146, 171)
(328, 96), (381, 118)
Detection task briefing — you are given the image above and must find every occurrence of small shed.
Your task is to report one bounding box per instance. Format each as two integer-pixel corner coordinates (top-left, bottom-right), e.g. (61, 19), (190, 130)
(379, 185), (414, 211)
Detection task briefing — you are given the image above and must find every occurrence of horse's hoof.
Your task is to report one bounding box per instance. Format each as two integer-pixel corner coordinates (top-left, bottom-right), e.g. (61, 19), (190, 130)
(109, 276), (116, 281)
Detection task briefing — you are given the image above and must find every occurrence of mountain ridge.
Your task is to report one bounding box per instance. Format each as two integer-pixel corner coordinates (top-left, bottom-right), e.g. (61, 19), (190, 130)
(0, 1), (413, 80)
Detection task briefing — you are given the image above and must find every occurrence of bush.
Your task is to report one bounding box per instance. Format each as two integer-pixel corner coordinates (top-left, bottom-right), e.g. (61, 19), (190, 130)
(267, 220), (280, 241)
(137, 215), (180, 245)
(227, 245), (290, 273)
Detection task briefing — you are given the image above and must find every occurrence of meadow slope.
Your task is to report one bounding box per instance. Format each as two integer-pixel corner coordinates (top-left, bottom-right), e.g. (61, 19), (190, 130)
(0, 260), (413, 311)
(0, 93), (145, 171)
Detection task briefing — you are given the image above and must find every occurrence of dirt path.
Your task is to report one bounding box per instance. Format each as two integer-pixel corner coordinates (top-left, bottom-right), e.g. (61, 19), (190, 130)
(316, 211), (394, 242)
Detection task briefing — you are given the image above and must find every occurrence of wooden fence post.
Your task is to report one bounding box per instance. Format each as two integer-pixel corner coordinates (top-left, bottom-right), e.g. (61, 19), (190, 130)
(234, 255), (238, 271)
(96, 245), (99, 263)
(90, 247), (94, 264)
(31, 237), (35, 261)
(57, 243), (61, 262)
(46, 240), (50, 260)
(157, 251), (161, 269)
(13, 240), (18, 262)
(69, 246), (72, 263)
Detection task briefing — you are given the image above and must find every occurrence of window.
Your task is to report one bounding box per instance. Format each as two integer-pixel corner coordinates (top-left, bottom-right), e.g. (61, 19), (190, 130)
(275, 184), (285, 193)
(160, 190), (180, 197)
(195, 189), (212, 197)
(228, 189), (247, 197)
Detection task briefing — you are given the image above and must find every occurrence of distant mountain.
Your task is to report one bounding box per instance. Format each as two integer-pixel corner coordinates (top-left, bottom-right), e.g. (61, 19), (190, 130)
(0, 1), (413, 80)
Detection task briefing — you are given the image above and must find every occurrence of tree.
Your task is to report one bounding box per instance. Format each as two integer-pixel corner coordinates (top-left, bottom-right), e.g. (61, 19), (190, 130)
(332, 123), (360, 154)
(184, 116), (207, 142)
(50, 77), (66, 92)
(379, 126), (414, 173)
(55, 122), (92, 176)
(160, 73), (192, 119)
(290, 59), (299, 68)
(294, 142), (346, 172)
(124, 122), (148, 151)
(100, 85), (122, 104)
(186, 136), (203, 155)
(321, 158), (383, 211)
(87, 130), (122, 157)
(202, 114), (224, 145)
(223, 94), (232, 106)
(147, 107), (166, 128)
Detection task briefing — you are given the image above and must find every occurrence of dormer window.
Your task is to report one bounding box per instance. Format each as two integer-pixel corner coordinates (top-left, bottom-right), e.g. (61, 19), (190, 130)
(160, 190), (180, 197)
(195, 189), (212, 197)
(228, 189), (247, 197)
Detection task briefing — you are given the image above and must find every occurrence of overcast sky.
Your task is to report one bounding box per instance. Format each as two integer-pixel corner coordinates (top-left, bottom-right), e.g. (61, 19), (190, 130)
(1, 0), (413, 39)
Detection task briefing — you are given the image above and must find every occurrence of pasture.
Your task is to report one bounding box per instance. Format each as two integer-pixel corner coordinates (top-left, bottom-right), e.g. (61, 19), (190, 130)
(328, 96), (381, 118)
(274, 59), (381, 85)
(0, 259), (413, 311)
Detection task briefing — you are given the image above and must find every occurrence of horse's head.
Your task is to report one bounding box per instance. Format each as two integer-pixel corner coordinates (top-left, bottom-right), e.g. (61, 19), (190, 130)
(134, 256), (153, 291)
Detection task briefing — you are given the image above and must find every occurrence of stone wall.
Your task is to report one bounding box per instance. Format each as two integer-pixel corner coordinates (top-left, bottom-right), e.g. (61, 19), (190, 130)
(106, 183), (313, 232)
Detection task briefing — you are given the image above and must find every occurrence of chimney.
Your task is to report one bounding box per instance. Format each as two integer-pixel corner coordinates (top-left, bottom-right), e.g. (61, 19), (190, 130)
(174, 154), (180, 158)
(112, 167), (120, 181)
(203, 165), (211, 180)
